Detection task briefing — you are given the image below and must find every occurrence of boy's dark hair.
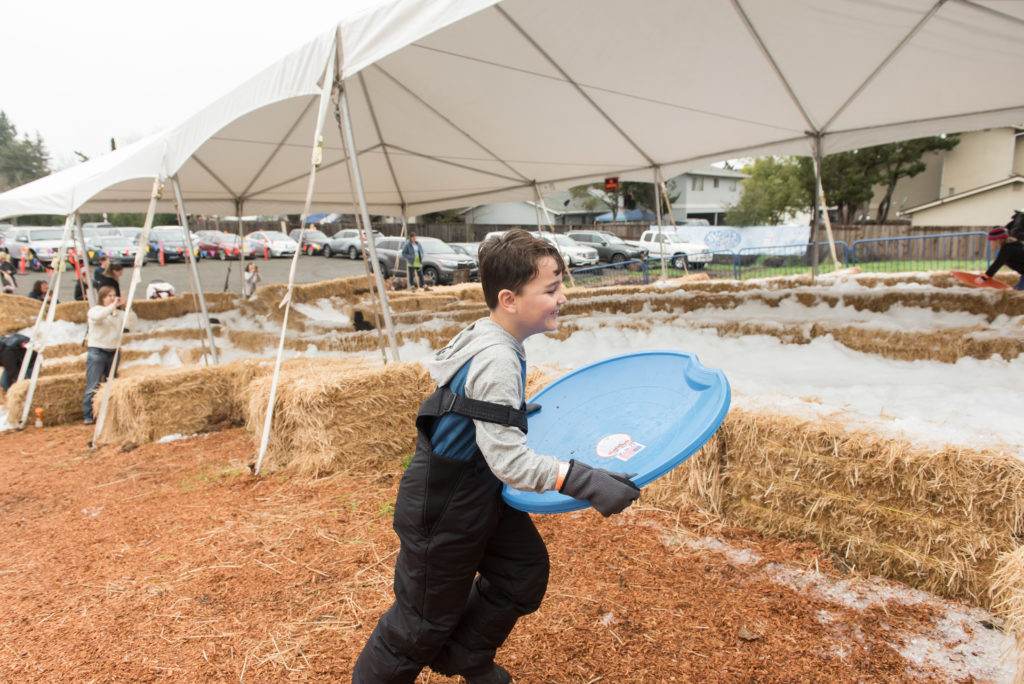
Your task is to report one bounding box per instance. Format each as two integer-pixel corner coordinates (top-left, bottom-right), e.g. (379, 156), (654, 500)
(477, 229), (564, 309)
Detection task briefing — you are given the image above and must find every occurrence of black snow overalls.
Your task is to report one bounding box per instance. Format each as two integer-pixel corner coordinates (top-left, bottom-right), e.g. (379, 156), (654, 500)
(352, 385), (550, 683)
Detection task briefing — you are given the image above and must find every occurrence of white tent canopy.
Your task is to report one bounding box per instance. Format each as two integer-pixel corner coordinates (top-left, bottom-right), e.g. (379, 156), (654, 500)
(3, 0), (1023, 221)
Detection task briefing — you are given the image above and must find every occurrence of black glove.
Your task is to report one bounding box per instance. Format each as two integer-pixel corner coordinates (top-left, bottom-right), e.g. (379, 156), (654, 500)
(559, 459), (640, 517)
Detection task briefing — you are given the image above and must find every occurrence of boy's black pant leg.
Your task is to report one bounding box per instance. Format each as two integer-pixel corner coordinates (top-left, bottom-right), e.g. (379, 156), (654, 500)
(352, 441), (548, 683)
(429, 504), (548, 677)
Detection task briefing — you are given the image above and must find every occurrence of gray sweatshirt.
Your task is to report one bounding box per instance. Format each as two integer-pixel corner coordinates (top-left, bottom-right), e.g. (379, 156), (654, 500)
(430, 317), (558, 493)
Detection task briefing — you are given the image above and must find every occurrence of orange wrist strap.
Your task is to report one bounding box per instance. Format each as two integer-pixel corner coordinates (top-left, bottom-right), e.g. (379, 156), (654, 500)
(555, 462), (569, 491)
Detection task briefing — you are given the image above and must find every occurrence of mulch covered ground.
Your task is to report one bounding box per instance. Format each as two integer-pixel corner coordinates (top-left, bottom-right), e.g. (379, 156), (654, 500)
(0, 424), (994, 682)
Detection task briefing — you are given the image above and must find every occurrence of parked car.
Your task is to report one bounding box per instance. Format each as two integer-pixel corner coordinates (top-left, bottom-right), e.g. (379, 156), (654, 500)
(0, 224), (15, 254)
(482, 230), (507, 243)
(449, 242), (481, 258)
(638, 229), (713, 269)
(197, 232), (259, 260)
(529, 231), (599, 267)
(81, 221), (116, 233)
(146, 225), (201, 262)
(323, 228), (382, 259)
(7, 226), (66, 270)
(289, 228), (330, 254)
(566, 230), (648, 263)
(372, 236), (478, 284)
(110, 226), (145, 241)
(245, 230), (299, 258)
(89, 235), (141, 266)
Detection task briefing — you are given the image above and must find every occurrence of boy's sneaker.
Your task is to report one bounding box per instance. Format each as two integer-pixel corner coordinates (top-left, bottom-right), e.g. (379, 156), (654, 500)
(465, 663), (511, 684)
(83, 419), (95, 426)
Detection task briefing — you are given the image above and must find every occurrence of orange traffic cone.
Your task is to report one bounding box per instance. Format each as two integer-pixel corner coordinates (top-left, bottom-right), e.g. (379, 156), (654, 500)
(19, 247), (27, 274)
(159, 245), (165, 266)
(263, 245), (269, 260)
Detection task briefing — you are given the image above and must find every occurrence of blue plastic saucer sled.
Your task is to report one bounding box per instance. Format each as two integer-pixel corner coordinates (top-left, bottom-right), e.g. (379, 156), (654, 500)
(502, 350), (731, 514)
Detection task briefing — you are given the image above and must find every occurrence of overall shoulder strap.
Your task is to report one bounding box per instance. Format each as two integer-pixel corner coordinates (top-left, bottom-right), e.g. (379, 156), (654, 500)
(417, 385), (528, 433)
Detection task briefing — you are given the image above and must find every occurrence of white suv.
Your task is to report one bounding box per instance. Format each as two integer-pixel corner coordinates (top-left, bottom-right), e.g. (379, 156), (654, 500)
(529, 231), (599, 267)
(638, 229), (713, 269)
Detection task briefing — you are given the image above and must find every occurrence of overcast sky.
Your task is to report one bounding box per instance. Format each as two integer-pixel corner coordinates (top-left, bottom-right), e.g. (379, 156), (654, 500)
(3, 1), (378, 171)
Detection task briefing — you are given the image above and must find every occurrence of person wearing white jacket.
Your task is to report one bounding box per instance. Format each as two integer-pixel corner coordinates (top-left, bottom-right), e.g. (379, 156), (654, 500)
(82, 286), (138, 425)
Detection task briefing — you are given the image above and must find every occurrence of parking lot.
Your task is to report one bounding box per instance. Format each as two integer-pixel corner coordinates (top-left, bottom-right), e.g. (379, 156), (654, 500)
(27, 252), (375, 305)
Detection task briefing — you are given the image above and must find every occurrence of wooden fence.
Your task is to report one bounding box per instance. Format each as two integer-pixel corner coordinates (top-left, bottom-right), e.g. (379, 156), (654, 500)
(189, 218), (994, 244)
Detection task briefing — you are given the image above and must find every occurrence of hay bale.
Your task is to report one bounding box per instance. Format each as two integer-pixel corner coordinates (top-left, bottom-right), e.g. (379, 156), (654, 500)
(53, 301), (88, 324)
(130, 292), (238, 320)
(0, 296), (43, 334)
(96, 364), (238, 444)
(991, 546), (1024, 684)
(645, 409), (1024, 608)
(4, 373), (87, 425)
(43, 341), (88, 359)
(244, 361), (435, 475)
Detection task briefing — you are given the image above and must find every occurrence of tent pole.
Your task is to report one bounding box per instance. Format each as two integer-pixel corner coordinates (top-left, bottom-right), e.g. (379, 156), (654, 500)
(658, 169), (687, 276)
(811, 134), (823, 277)
(654, 168), (672, 281)
(17, 217), (70, 386)
(358, 209), (389, 364)
(172, 176), (220, 364)
(236, 199), (246, 295)
(16, 215), (76, 429)
(92, 177), (163, 445)
(336, 97), (389, 364)
(73, 215), (97, 306)
(810, 151), (841, 272)
(339, 83), (400, 361)
(253, 53), (338, 476)
(533, 183), (575, 287)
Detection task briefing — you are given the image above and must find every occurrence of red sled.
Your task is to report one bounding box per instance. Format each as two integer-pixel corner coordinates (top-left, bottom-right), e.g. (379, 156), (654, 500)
(951, 271), (1011, 290)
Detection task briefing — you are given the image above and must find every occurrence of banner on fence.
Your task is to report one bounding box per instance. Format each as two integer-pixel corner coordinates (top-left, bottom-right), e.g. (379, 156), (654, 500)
(658, 224), (811, 255)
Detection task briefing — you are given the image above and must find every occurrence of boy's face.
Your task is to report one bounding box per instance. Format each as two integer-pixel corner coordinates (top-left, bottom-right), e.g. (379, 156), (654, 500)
(505, 255), (566, 342)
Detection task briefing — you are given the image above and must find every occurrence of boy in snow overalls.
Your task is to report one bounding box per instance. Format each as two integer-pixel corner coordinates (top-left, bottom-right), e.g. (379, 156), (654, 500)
(353, 229), (641, 683)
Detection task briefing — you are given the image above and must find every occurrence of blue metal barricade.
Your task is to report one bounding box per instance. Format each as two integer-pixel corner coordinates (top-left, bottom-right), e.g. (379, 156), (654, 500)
(566, 232), (995, 288)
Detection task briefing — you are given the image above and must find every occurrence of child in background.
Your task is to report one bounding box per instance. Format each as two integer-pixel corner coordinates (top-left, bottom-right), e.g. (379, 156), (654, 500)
(242, 262), (261, 298)
(979, 225), (1024, 290)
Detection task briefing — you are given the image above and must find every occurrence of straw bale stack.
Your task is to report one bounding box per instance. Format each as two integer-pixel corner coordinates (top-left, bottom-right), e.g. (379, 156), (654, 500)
(3, 361), (158, 426)
(4, 373), (88, 425)
(96, 364), (239, 444)
(991, 546), (1024, 683)
(130, 292), (238, 320)
(243, 361), (435, 475)
(290, 276), (372, 304)
(646, 409), (1024, 608)
(697, 320), (1023, 363)
(0, 296), (43, 334)
(53, 300), (88, 324)
(243, 277), (372, 320)
(41, 341), (87, 359)
(387, 293), (465, 313)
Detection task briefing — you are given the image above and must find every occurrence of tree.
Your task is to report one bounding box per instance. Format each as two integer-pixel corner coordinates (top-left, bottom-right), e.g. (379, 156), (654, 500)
(871, 136), (959, 223)
(797, 135), (960, 224)
(0, 111), (50, 192)
(724, 157), (808, 225)
(797, 150), (878, 224)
